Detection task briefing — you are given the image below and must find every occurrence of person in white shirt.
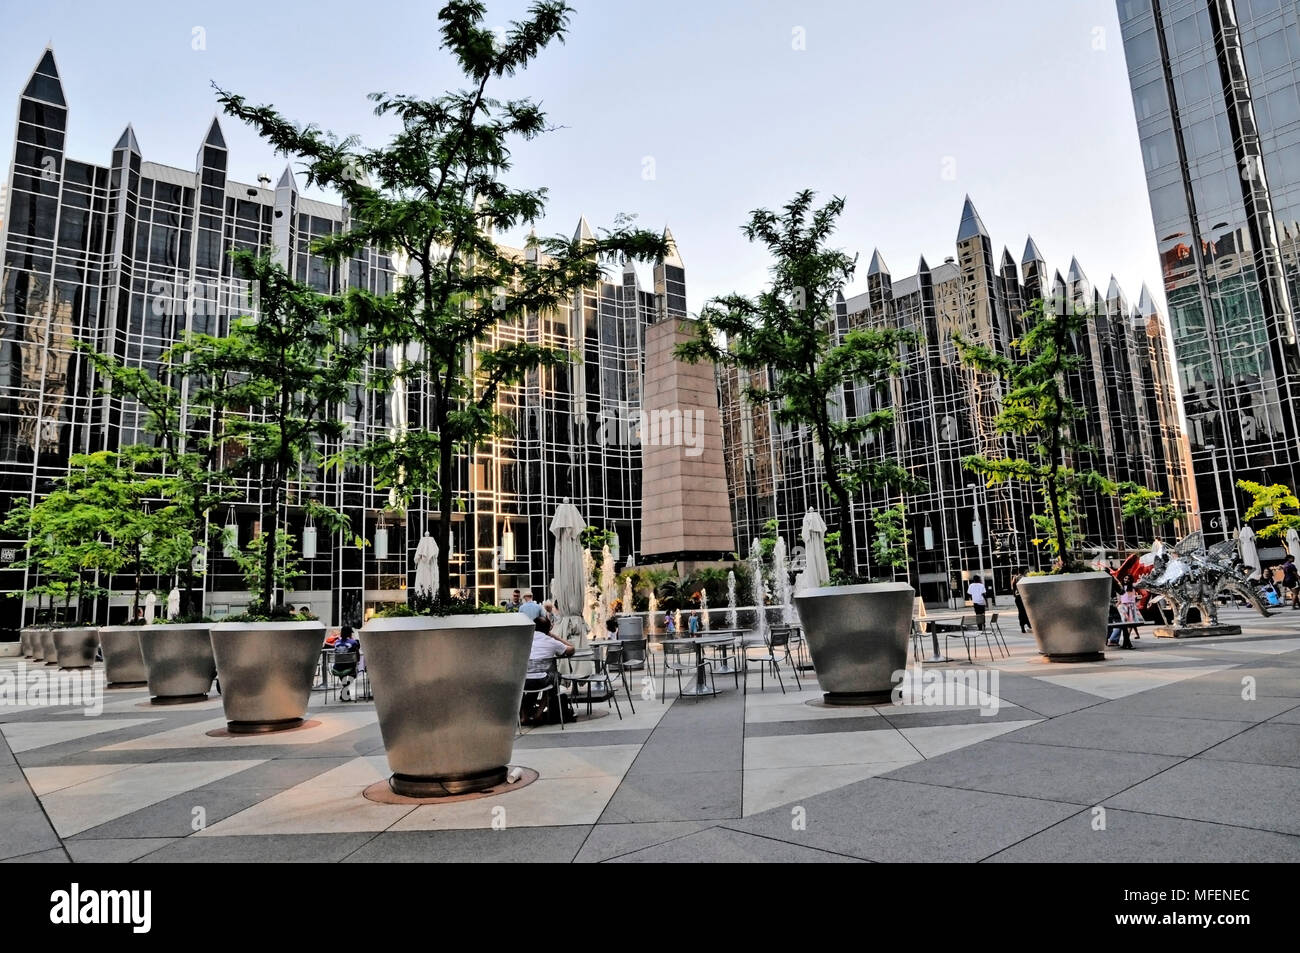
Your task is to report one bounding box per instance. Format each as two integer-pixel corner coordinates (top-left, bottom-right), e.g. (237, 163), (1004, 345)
(968, 575), (988, 629)
(519, 592), (544, 622)
(526, 616), (573, 688)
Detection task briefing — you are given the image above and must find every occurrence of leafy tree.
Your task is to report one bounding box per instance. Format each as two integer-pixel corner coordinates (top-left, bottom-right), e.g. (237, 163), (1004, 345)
(1238, 480), (1300, 540)
(677, 190), (923, 576)
(870, 503), (910, 573)
(213, 0), (667, 605)
(177, 252), (365, 618)
(954, 297), (1116, 571)
(1118, 481), (1185, 542)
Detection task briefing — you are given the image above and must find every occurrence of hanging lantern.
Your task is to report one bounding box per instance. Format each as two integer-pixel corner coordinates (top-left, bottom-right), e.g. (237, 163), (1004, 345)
(374, 519), (389, 561)
(972, 517), (984, 547)
(501, 519), (516, 562)
(301, 519), (317, 560)
(222, 511), (239, 558)
(923, 522), (935, 551)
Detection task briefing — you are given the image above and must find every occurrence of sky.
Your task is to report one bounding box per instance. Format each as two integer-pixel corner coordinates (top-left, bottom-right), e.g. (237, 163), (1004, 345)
(0, 0), (1167, 315)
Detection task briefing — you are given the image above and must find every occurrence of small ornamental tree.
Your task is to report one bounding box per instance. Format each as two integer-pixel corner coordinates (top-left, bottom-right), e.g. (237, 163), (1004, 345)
(870, 503), (910, 576)
(1118, 481), (1185, 544)
(178, 251), (365, 619)
(214, 1), (668, 606)
(954, 297), (1116, 572)
(1238, 480), (1300, 540)
(677, 190), (923, 576)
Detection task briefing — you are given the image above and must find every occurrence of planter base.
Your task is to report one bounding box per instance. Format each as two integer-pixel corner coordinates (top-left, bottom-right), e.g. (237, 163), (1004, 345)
(1154, 623), (1242, 639)
(1042, 650), (1105, 662)
(107, 681), (147, 689)
(226, 717), (304, 735)
(389, 767), (508, 798)
(822, 690), (894, 706)
(150, 693), (210, 706)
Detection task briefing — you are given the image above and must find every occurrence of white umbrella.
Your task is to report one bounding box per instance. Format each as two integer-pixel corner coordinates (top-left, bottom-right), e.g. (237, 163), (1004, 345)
(1287, 527), (1300, 559)
(802, 509), (831, 588)
(166, 587), (181, 620)
(550, 499), (591, 676)
(414, 531), (439, 597)
(144, 591), (157, 623)
(1238, 525), (1261, 580)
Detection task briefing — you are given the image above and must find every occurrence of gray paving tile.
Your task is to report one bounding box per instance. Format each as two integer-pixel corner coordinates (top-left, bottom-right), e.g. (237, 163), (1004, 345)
(989, 685), (1102, 717)
(65, 838), (181, 863)
(876, 706), (1036, 730)
(985, 808), (1300, 862)
(0, 806), (62, 860)
(1199, 722), (1300, 768)
(996, 712), (1255, 757)
(573, 820), (715, 863)
(745, 716), (895, 737)
(882, 739), (1181, 804)
(69, 788), (299, 840)
(599, 770), (741, 823)
(726, 776), (1079, 861)
(1106, 760), (1300, 835)
(626, 728), (741, 773)
(1270, 705), (1300, 724)
(344, 826), (591, 863)
(1085, 691), (1297, 723)
(1165, 666), (1300, 697)
(514, 729), (652, 749)
(137, 833), (377, 863)
(608, 826), (865, 862)
(1, 847), (69, 863)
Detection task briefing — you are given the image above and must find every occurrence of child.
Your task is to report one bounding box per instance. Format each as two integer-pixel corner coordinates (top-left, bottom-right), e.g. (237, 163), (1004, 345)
(1119, 582), (1140, 638)
(688, 612), (700, 636)
(664, 612), (676, 636)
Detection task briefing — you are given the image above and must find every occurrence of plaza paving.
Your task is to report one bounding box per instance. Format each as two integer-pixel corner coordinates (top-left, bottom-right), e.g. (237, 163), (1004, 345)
(1, 606), (1297, 863)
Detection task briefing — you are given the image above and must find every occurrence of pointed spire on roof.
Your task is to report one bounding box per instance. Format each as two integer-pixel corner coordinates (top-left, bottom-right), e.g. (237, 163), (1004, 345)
(867, 248), (889, 277)
(1000, 246), (1016, 272)
(661, 225), (683, 267)
(276, 165), (297, 192)
(1066, 256), (1088, 285)
(1138, 282), (1159, 316)
(1106, 275), (1126, 305)
(114, 124), (141, 155)
(1022, 235), (1045, 265)
(203, 116), (226, 149)
(917, 255), (930, 273)
(573, 215), (594, 244)
(1052, 270), (1066, 295)
(956, 195), (990, 242)
(23, 48), (65, 108)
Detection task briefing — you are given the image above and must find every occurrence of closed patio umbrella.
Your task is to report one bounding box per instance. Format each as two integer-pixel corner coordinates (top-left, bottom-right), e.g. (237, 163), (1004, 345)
(551, 499), (592, 677)
(802, 509), (831, 589)
(144, 591), (157, 624)
(414, 532), (439, 597)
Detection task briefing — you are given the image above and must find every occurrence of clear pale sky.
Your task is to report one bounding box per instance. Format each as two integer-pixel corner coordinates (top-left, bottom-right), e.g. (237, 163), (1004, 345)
(0, 0), (1167, 314)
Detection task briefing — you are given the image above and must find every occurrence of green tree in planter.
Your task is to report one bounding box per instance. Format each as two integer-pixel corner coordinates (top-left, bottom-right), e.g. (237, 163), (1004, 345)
(79, 346), (233, 618)
(178, 251), (365, 619)
(954, 298), (1116, 572)
(1238, 480), (1300, 540)
(870, 503), (910, 578)
(214, 0), (668, 606)
(1118, 481), (1185, 544)
(677, 191), (923, 577)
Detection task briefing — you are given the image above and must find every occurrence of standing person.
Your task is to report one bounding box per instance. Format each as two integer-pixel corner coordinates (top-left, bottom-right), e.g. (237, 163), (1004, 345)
(519, 592), (543, 622)
(510, 590), (522, 611)
(1282, 555), (1300, 610)
(1119, 582), (1140, 640)
(663, 612), (676, 637)
(542, 599), (558, 624)
(1011, 572), (1031, 634)
(687, 611), (700, 635)
(968, 575), (987, 629)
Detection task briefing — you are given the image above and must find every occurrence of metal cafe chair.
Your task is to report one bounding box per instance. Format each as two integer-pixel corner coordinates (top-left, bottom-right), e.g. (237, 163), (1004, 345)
(661, 639), (717, 702)
(944, 617), (975, 663)
(326, 651), (370, 702)
(519, 676), (564, 733)
(613, 636), (655, 680)
(559, 642), (628, 719)
(742, 626), (802, 695)
(703, 633), (741, 689)
(988, 612), (1010, 657)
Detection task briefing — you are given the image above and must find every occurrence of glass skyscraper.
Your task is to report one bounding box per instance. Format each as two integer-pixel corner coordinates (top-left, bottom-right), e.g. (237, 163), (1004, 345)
(1118, 0), (1300, 539)
(0, 49), (678, 631)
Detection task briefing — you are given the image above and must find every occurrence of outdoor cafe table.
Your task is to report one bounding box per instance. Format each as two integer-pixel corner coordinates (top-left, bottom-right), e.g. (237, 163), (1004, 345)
(921, 619), (961, 663)
(694, 628), (746, 675)
(662, 635), (735, 695)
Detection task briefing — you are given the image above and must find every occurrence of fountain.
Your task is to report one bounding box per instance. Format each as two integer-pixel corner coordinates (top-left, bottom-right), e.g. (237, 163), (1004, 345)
(774, 536), (792, 624)
(597, 544), (616, 632)
(748, 538), (766, 641)
(623, 576), (634, 618)
(726, 570), (737, 628)
(673, 608), (682, 637)
(647, 592), (659, 636)
(700, 588), (710, 631)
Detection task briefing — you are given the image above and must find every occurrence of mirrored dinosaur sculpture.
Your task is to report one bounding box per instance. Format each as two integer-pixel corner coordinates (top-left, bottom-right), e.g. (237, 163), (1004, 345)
(1135, 531), (1272, 626)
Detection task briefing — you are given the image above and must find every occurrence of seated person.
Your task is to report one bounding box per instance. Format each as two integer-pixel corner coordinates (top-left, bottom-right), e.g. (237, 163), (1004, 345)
(332, 626), (361, 700)
(604, 617), (619, 637)
(522, 617), (574, 724)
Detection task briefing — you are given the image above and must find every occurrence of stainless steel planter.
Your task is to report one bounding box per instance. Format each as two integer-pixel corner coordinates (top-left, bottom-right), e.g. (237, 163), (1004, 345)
(138, 623), (217, 703)
(210, 621), (325, 733)
(98, 626), (150, 686)
(20, 627), (38, 659)
(27, 628), (45, 662)
(794, 583), (913, 705)
(361, 613), (534, 797)
(52, 628), (99, 669)
(40, 630), (58, 666)
(1017, 572), (1113, 661)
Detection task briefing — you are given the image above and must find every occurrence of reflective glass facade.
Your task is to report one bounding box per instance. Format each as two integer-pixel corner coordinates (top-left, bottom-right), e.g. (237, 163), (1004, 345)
(1119, 0), (1300, 538)
(0, 50), (671, 631)
(720, 199), (1195, 605)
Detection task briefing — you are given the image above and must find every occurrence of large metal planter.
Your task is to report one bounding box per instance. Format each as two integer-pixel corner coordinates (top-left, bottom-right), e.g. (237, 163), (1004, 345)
(98, 626), (149, 686)
(52, 627), (99, 670)
(20, 627), (40, 659)
(361, 613), (534, 797)
(1017, 572), (1113, 661)
(210, 621), (325, 733)
(40, 630), (58, 666)
(138, 623), (217, 703)
(794, 582), (913, 705)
